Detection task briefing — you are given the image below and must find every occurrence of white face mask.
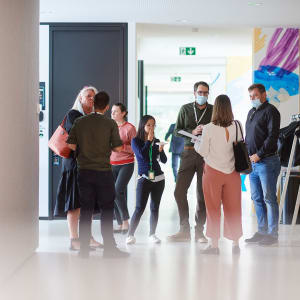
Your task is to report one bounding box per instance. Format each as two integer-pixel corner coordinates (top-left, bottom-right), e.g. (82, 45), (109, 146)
(196, 95), (208, 105)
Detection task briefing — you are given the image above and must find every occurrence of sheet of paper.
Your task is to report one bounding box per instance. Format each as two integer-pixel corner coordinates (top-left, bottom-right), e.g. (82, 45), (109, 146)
(178, 130), (202, 142)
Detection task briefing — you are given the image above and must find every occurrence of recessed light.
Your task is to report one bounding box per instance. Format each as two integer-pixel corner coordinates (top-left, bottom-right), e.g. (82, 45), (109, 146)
(176, 19), (188, 23)
(248, 2), (263, 6)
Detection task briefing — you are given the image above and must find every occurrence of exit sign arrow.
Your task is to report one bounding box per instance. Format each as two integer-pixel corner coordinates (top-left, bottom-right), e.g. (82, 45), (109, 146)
(179, 47), (196, 55)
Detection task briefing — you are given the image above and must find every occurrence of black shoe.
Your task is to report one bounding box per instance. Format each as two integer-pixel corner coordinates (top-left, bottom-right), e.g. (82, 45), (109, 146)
(245, 232), (265, 243)
(103, 247), (130, 259)
(113, 228), (123, 234)
(258, 235), (278, 246)
(200, 245), (220, 255)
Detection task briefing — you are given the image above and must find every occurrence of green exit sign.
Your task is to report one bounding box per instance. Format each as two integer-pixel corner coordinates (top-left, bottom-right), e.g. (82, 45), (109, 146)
(179, 47), (196, 55)
(171, 76), (181, 82)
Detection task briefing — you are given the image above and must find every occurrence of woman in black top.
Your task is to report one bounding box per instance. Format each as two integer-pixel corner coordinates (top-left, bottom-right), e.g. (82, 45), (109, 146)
(54, 86), (102, 250)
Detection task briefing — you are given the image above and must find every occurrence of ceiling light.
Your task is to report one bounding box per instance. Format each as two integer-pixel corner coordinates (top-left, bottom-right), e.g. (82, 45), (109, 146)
(248, 2), (263, 6)
(176, 19), (188, 23)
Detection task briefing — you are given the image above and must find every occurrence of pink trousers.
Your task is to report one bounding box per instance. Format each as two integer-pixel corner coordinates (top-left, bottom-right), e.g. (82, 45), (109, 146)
(202, 164), (242, 241)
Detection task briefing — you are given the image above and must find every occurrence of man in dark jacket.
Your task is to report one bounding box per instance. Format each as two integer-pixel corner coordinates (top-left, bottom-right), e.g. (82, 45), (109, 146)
(165, 123), (184, 182)
(244, 83), (281, 246)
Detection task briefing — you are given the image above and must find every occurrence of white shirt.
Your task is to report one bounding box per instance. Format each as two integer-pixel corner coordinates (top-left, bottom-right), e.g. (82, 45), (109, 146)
(194, 121), (244, 174)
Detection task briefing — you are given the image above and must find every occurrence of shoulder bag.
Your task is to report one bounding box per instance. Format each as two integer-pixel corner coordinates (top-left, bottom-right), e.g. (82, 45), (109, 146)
(233, 120), (252, 174)
(48, 116), (71, 158)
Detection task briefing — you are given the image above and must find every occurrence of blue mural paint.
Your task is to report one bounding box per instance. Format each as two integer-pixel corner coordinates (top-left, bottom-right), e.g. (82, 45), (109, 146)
(210, 73), (220, 86)
(241, 174), (247, 192)
(254, 65), (299, 96)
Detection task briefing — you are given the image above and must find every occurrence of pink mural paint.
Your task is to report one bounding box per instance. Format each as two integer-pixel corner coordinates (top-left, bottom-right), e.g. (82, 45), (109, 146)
(259, 28), (299, 73)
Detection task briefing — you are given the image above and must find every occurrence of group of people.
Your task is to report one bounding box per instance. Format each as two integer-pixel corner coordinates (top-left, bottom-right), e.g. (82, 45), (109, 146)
(54, 80), (281, 258)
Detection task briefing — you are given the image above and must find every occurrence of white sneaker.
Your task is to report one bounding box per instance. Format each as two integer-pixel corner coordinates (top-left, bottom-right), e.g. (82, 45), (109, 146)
(149, 234), (161, 244)
(126, 235), (136, 245)
(197, 236), (208, 243)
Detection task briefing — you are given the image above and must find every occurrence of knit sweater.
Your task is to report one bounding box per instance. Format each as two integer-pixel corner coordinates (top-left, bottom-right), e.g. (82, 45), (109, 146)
(110, 121), (137, 165)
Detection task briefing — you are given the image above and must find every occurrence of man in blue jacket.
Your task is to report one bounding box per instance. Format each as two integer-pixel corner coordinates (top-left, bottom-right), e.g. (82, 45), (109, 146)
(165, 123), (184, 182)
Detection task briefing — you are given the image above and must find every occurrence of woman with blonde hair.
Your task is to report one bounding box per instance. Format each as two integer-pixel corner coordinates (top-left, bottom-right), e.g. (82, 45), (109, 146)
(54, 86), (102, 250)
(194, 94), (243, 254)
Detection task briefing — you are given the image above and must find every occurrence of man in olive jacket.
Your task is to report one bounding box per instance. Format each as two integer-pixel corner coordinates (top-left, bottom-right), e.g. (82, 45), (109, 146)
(167, 81), (213, 242)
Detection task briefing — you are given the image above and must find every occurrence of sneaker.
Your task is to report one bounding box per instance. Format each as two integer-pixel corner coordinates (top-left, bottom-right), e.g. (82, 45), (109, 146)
(103, 247), (130, 259)
(244, 232), (265, 243)
(166, 231), (191, 242)
(149, 234), (161, 244)
(200, 245), (220, 255)
(126, 235), (136, 245)
(258, 235), (278, 246)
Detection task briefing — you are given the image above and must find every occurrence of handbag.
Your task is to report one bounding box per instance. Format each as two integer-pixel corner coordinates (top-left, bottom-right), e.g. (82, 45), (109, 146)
(233, 120), (252, 174)
(48, 116), (71, 158)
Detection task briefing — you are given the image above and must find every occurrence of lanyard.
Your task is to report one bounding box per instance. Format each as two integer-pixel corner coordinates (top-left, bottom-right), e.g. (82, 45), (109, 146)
(149, 142), (153, 171)
(194, 103), (207, 125)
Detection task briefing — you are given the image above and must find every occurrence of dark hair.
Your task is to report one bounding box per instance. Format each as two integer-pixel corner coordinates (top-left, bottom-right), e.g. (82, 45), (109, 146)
(248, 83), (266, 94)
(136, 115), (156, 140)
(113, 102), (128, 118)
(194, 81), (209, 93)
(94, 91), (109, 110)
(211, 94), (234, 127)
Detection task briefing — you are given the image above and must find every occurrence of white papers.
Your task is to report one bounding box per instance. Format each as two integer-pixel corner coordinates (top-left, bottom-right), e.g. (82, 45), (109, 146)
(155, 142), (168, 146)
(178, 130), (202, 143)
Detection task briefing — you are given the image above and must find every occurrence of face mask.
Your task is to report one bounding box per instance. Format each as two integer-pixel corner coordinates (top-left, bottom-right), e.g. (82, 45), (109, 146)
(251, 99), (262, 109)
(196, 95), (208, 105)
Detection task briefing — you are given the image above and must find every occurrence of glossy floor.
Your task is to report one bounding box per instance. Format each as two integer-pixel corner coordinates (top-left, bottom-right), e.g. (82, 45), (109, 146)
(1, 176), (300, 300)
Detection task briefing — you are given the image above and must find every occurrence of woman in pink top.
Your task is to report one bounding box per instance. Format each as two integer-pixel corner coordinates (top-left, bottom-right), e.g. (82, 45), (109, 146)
(111, 103), (137, 234)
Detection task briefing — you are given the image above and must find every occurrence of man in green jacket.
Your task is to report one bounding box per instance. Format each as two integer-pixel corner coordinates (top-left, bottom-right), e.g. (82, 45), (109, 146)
(167, 81), (213, 243)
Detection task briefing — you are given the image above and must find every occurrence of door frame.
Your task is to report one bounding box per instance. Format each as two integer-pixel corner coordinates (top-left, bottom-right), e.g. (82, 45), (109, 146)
(42, 22), (128, 219)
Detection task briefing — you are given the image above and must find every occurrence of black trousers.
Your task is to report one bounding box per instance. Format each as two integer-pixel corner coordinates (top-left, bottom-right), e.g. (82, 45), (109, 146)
(112, 163), (134, 224)
(77, 169), (116, 252)
(128, 178), (165, 236)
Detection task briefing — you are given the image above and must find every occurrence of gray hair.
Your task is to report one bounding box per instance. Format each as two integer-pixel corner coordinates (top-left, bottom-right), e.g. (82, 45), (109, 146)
(72, 86), (98, 114)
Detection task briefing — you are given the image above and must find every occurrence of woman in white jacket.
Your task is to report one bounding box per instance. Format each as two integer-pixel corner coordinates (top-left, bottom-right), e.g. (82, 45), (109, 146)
(194, 94), (243, 255)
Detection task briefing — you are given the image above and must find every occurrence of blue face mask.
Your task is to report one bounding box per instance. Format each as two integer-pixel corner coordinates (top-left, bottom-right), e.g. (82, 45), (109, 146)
(252, 99), (262, 109)
(196, 95), (208, 105)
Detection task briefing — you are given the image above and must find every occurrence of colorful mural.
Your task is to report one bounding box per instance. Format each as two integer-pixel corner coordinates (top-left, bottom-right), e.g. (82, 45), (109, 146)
(253, 28), (300, 127)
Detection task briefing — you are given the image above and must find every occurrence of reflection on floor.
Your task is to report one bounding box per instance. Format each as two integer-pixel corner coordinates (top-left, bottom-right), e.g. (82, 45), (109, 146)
(1, 172), (300, 300)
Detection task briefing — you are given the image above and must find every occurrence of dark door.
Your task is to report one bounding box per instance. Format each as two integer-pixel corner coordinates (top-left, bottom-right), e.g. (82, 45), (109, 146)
(49, 23), (127, 218)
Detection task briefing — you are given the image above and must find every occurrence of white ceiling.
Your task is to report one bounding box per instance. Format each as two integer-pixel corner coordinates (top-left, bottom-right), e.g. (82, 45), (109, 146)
(40, 0), (300, 27)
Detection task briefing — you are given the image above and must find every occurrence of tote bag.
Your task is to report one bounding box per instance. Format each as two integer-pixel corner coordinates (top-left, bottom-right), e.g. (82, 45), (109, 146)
(233, 120), (252, 174)
(48, 116), (71, 158)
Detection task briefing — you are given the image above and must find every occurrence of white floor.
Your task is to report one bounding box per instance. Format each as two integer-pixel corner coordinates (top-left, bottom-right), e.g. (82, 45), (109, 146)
(1, 172), (300, 300)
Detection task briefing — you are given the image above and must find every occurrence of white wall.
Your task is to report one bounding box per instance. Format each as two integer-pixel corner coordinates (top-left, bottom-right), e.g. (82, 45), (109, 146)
(0, 0), (39, 282)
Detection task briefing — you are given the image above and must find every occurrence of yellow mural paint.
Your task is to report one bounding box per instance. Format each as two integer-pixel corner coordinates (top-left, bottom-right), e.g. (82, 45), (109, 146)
(226, 56), (252, 83)
(253, 28), (267, 53)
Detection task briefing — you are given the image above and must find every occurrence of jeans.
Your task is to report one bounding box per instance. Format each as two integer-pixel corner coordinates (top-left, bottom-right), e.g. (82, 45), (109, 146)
(112, 163), (134, 225)
(249, 155), (281, 237)
(128, 178), (165, 236)
(174, 149), (206, 233)
(77, 169), (116, 252)
(171, 153), (180, 182)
